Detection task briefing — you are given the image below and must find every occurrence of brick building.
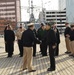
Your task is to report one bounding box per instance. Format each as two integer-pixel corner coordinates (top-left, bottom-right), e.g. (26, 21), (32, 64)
(0, 0), (21, 34)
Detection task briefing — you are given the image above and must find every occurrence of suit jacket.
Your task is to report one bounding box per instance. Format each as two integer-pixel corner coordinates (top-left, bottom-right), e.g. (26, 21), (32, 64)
(46, 29), (57, 45)
(21, 28), (40, 47)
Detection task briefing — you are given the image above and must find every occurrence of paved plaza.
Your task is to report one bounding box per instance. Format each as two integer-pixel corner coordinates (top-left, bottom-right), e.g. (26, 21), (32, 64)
(0, 34), (74, 75)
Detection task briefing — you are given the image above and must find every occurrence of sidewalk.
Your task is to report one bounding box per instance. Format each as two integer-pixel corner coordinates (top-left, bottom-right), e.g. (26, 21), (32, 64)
(0, 35), (74, 75)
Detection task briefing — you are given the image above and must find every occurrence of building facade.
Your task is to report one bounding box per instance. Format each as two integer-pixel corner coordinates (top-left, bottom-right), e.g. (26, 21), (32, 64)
(59, 0), (66, 10)
(39, 10), (66, 26)
(0, 0), (21, 34)
(66, 0), (74, 24)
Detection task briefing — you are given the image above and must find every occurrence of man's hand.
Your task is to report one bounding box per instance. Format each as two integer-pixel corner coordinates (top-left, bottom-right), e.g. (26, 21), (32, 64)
(40, 40), (42, 44)
(66, 34), (70, 37)
(52, 45), (56, 49)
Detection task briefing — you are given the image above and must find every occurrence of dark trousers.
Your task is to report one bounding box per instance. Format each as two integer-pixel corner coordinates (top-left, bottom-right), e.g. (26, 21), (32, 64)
(18, 40), (23, 56)
(33, 43), (36, 56)
(40, 42), (47, 56)
(55, 44), (59, 56)
(7, 41), (14, 57)
(49, 45), (55, 69)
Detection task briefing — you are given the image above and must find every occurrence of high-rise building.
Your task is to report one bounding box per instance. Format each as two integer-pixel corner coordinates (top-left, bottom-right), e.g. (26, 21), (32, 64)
(39, 10), (66, 33)
(0, 0), (21, 34)
(39, 10), (66, 26)
(59, 0), (66, 10)
(66, 0), (74, 24)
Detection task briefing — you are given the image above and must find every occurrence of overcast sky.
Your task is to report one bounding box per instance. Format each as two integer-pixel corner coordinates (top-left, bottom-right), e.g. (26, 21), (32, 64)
(21, 0), (59, 21)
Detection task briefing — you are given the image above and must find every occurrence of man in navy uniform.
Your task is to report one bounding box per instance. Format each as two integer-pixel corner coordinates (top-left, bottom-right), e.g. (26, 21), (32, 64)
(52, 23), (60, 56)
(21, 23), (40, 72)
(69, 24), (74, 57)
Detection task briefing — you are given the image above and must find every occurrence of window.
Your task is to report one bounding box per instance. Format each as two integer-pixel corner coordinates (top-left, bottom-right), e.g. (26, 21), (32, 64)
(0, 6), (15, 9)
(57, 15), (66, 17)
(0, 2), (15, 5)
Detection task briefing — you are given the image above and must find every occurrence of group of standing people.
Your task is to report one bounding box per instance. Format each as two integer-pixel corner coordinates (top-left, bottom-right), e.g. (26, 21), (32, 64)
(20, 22), (60, 72)
(64, 23), (74, 57)
(3, 22), (74, 72)
(37, 22), (60, 57)
(4, 22), (61, 72)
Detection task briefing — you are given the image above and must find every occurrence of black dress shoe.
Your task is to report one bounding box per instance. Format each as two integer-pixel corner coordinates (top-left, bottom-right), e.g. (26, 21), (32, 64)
(29, 70), (36, 72)
(65, 51), (71, 54)
(69, 54), (73, 56)
(47, 68), (55, 71)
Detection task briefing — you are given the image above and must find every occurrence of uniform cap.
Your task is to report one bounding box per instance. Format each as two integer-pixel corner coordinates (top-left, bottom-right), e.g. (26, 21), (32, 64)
(27, 23), (34, 27)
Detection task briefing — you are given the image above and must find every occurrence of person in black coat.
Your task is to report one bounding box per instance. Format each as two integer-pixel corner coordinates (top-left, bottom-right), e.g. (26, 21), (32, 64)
(46, 22), (57, 71)
(52, 24), (60, 56)
(4, 25), (15, 57)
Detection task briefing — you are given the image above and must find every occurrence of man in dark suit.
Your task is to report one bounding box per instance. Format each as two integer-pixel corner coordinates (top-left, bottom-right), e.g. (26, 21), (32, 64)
(52, 23), (60, 56)
(46, 22), (57, 71)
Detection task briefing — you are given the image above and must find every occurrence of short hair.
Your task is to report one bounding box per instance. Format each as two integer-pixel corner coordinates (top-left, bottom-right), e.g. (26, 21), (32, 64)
(41, 22), (45, 26)
(65, 22), (69, 25)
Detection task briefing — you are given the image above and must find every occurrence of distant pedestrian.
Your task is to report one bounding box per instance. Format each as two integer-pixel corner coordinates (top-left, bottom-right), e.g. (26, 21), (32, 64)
(64, 23), (71, 54)
(46, 22), (57, 71)
(52, 23), (60, 56)
(69, 24), (74, 57)
(21, 23), (40, 72)
(4, 24), (15, 57)
(16, 24), (25, 57)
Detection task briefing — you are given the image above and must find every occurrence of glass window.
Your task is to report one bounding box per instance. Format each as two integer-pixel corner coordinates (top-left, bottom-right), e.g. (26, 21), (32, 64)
(0, 2), (15, 5)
